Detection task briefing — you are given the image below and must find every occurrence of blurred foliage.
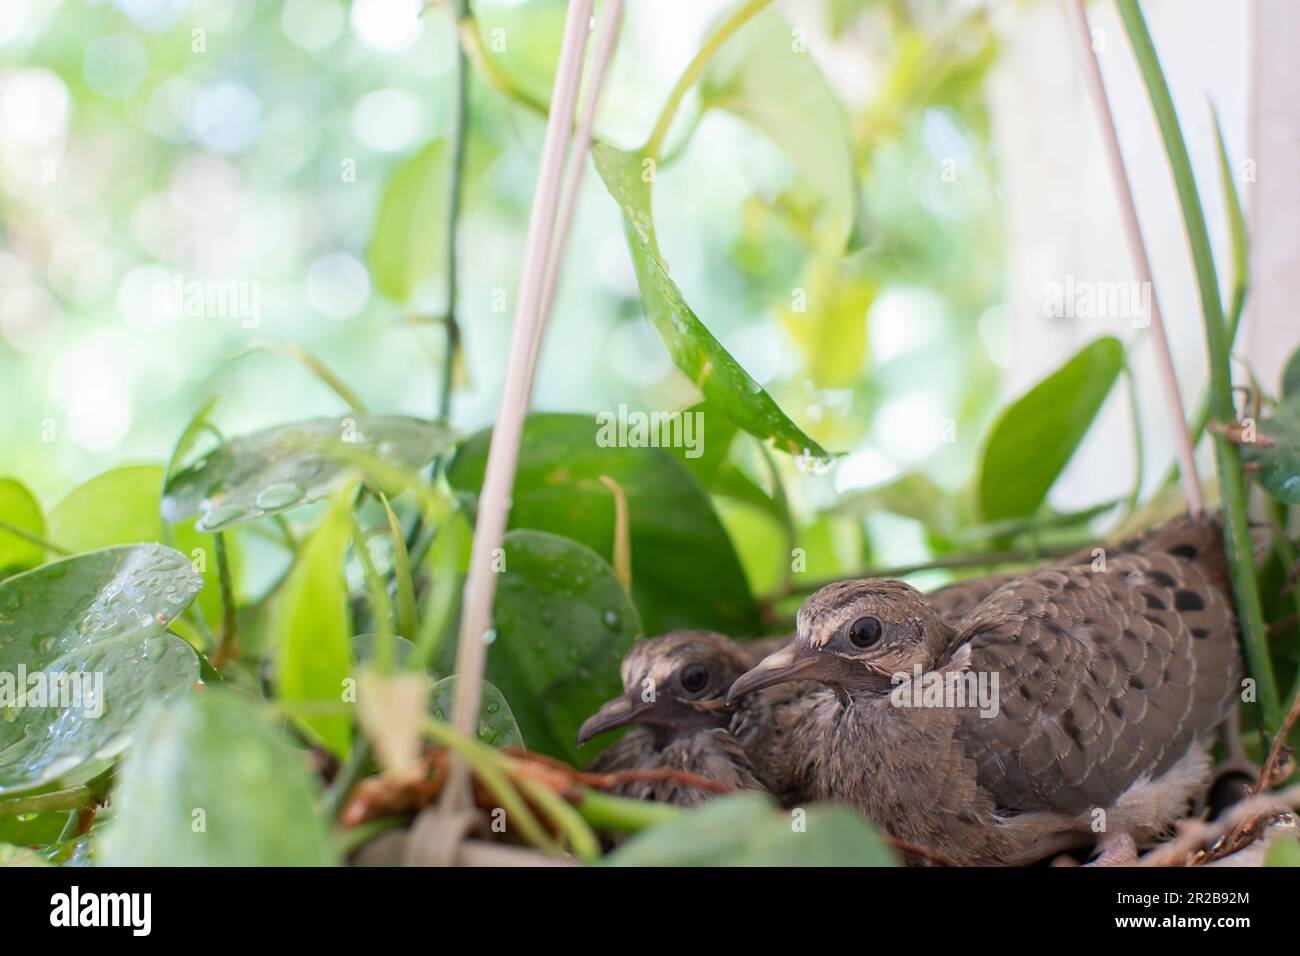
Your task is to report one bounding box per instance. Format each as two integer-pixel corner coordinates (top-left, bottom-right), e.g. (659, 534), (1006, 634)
(0, 0), (1293, 867)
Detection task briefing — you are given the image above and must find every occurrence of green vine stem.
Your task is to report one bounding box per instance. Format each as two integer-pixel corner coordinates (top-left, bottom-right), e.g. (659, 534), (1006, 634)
(643, 0), (773, 161)
(1122, 361), (1146, 520)
(1158, 103), (1250, 494)
(573, 788), (681, 833)
(0, 519), (69, 557)
(1116, 0), (1280, 731)
(439, 0), (471, 426)
(212, 531), (239, 667)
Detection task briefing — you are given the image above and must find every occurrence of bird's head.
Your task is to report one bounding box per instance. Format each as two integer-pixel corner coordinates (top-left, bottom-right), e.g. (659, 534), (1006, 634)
(577, 630), (754, 747)
(727, 580), (951, 707)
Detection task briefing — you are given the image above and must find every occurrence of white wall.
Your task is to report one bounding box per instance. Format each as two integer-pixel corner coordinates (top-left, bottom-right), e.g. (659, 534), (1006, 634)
(988, 0), (1265, 512)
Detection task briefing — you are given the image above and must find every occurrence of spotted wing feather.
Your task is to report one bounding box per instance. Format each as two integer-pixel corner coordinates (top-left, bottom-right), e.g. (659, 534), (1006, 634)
(951, 518), (1240, 815)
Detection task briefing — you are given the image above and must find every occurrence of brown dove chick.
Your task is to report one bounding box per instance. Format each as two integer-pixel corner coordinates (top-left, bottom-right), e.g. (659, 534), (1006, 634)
(728, 516), (1242, 865)
(578, 631), (787, 805)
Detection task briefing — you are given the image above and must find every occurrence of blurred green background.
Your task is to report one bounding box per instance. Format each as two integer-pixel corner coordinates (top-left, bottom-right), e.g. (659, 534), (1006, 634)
(2, 0), (1015, 600)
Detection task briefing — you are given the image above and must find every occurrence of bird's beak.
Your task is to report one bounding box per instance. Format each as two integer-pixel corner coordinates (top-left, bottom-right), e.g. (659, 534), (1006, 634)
(577, 693), (654, 744)
(727, 642), (821, 704)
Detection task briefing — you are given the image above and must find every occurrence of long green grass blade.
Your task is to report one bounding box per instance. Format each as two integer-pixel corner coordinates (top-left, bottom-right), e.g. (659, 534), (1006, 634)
(1116, 0), (1279, 730)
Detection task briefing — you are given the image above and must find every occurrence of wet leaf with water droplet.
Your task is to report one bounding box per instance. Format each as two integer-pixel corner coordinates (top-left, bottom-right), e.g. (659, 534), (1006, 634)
(448, 414), (758, 636)
(591, 145), (830, 464)
(430, 676), (523, 750)
(97, 691), (338, 866)
(434, 530), (640, 766)
(162, 415), (454, 532)
(0, 545), (201, 797)
(46, 465), (228, 648)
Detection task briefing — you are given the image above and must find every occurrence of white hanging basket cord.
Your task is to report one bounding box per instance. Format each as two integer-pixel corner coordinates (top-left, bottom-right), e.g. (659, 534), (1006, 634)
(440, 0), (624, 816)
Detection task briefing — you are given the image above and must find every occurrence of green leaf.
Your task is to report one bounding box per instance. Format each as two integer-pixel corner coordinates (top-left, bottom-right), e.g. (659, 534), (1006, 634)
(0, 545), (202, 796)
(1116, 0), (1279, 731)
(435, 529), (640, 766)
(48, 464), (228, 643)
(1281, 345), (1300, 400)
(415, 505), (472, 669)
(1209, 102), (1248, 336)
(447, 413), (758, 636)
(351, 635), (522, 749)
(162, 415), (453, 532)
(977, 336), (1124, 522)
(1266, 837), (1300, 867)
(0, 811), (68, 847)
(430, 676), (523, 750)
(0, 478), (46, 578)
(98, 691), (339, 866)
(605, 793), (896, 866)
(1242, 395), (1300, 505)
(369, 140), (447, 303)
(273, 492), (354, 758)
(593, 144), (830, 465)
(699, 7), (863, 250)
(832, 471), (953, 529)
(474, 0), (567, 111)
(779, 264), (876, 387)
(380, 495), (418, 643)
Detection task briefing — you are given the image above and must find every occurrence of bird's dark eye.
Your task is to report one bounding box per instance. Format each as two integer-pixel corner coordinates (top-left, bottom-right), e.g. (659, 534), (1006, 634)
(847, 615), (883, 649)
(680, 663), (709, 694)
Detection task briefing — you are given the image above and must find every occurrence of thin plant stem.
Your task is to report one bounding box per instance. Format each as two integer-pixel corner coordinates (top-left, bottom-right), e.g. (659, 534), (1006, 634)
(532, 0), (627, 378)
(212, 531), (239, 666)
(439, 0), (471, 426)
(574, 788), (681, 833)
(442, 0), (598, 813)
(644, 0), (773, 161)
(1068, 0), (1201, 514)
(0, 519), (69, 556)
(1115, 0), (1279, 730)
(1122, 361), (1146, 520)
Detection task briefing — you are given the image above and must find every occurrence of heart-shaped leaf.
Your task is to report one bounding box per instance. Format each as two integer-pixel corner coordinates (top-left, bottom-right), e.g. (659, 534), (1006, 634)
(97, 690), (339, 866)
(48, 465), (231, 644)
(0, 479), (45, 579)
(430, 676), (523, 750)
(977, 336), (1124, 523)
(593, 144), (831, 467)
(699, 7), (864, 251)
(162, 415), (453, 532)
(351, 635), (523, 749)
(447, 414), (758, 636)
(436, 529), (640, 766)
(1242, 394), (1300, 505)
(604, 793), (897, 866)
(0, 545), (202, 797)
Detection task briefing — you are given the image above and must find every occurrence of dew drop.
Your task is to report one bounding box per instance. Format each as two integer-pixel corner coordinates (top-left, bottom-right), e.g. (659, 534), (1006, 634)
(255, 482), (305, 510)
(794, 449), (832, 476)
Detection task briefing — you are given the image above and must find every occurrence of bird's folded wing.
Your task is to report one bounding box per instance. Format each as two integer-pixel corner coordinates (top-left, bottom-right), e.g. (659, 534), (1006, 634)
(950, 550), (1239, 817)
(926, 571), (1024, 626)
